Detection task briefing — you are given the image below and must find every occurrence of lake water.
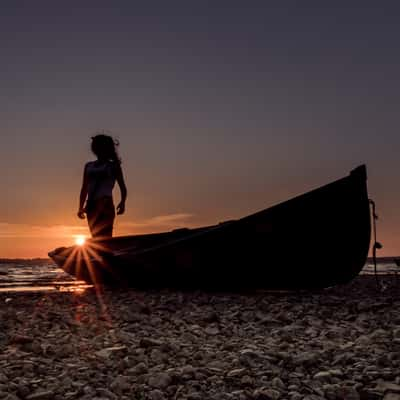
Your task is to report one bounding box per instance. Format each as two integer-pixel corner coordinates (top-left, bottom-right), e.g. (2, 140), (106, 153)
(0, 259), (397, 293)
(0, 261), (91, 292)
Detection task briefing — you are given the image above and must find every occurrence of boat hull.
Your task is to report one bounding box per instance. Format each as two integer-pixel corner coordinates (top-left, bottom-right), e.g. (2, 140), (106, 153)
(49, 165), (371, 290)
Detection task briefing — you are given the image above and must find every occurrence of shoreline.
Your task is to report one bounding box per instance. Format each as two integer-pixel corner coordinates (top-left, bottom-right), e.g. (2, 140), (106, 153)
(0, 274), (399, 400)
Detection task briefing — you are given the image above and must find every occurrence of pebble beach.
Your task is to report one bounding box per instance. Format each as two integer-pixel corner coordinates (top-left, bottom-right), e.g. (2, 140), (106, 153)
(0, 274), (399, 400)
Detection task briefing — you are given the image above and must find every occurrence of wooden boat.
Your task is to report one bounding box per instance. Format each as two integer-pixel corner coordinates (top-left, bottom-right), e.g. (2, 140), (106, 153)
(49, 165), (371, 289)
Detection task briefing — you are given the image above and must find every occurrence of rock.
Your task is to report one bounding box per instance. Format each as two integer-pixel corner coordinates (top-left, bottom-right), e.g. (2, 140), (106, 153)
(26, 391), (55, 400)
(239, 349), (263, 366)
(227, 368), (247, 378)
(336, 386), (360, 400)
(384, 394), (400, 400)
(187, 392), (202, 400)
(9, 335), (34, 344)
(375, 381), (400, 394)
(128, 362), (148, 375)
(149, 389), (166, 400)
(369, 329), (388, 340)
(148, 373), (172, 389)
(95, 346), (127, 358)
(323, 384), (338, 400)
(203, 311), (220, 323)
(181, 365), (196, 376)
(83, 385), (95, 396)
(17, 383), (30, 398)
(140, 338), (163, 348)
(271, 377), (285, 390)
(241, 375), (253, 386)
(96, 388), (117, 399)
(314, 371), (332, 381)
(393, 328), (400, 339)
(150, 348), (167, 363)
(5, 394), (20, 400)
(110, 375), (131, 393)
(1, 274), (399, 400)
(253, 388), (280, 400)
(205, 326), (220, 336)
(356, 335), (371, 345)
(208, 360), (229, 370)
(359, 389), (384, 400)
(293, 352), (319, 366)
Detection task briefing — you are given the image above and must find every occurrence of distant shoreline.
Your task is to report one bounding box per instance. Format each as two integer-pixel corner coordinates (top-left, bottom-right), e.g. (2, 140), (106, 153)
(0, 258), (51, 265)
(0, 256), (398, 265)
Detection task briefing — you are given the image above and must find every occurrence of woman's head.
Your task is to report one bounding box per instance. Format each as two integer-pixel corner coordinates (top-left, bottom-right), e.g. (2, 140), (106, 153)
(91, 133), (120, 163)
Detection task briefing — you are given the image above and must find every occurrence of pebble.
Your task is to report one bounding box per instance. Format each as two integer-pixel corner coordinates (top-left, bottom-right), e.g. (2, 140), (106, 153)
(384, 394), (400, 400)
(314, 371), (332, 381)
(148, 373), (172, 389)
(95, 346), (127, 358)
(227, 368), (247, 378)
(26, 391), (55, 400)
(149, 389), (166, 400)
(253, 388), (280, 399)
(0, 274), (398, 400)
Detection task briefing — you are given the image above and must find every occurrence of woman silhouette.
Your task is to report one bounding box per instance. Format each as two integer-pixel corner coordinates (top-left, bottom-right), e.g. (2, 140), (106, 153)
(77, 134), (127, 238)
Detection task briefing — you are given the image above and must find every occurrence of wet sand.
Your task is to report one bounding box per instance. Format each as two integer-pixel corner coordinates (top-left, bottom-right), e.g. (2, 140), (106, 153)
(0, 274), (399, 400)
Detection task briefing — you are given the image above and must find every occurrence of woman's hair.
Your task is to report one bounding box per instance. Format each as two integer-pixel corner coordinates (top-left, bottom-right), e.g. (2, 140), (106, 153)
(91, 133), (121, 163)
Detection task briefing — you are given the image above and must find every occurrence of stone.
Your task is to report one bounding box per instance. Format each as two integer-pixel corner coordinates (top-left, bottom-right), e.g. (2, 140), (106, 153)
(253, 388), (280, 400)
(110, 375), (131, 393)
(140, 338), (163, 348)
(393, 328), (400, 339)
(0, 373), (8, 384)
(375, 381), (400, 394)
(96, 388), (117, 399)
(314, 371), (332, 381)
(336, 386), (360, 400)
(205, 326), (220, 336)
(241, 375), (253, 386)
(5, 395), (20, 400)
(293, 352), (319, 366)
(359, 388), (386, 399)
(26, 391), (55, 400)
(271, 377), (285, 390)
(17, 384), (30, 398)
(149, 389), (166, 400)
(128, 362), (148, 375)
(95, 346), (127, 358)
(148, 373), (172, 389)
(9, 335), (34, 344)
(181, 365), (196, 376)
(227, 368), (247, 378)
(384, 394), (400, 400)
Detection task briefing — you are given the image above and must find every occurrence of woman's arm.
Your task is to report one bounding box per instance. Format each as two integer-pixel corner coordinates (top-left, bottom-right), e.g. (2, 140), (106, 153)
(77, 164), (89, 219)
(115, 163), (127, 215)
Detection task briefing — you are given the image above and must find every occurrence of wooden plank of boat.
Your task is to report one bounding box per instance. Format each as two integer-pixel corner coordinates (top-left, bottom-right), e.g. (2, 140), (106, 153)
(48, 165), (371, 290)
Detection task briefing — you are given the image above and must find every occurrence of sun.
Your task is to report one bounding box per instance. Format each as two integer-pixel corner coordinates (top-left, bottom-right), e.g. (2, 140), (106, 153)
(75, 235), (86, 246)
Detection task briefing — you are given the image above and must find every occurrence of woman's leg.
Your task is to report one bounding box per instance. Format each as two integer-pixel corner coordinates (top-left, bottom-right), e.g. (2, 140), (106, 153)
(87, 198), (115, 238)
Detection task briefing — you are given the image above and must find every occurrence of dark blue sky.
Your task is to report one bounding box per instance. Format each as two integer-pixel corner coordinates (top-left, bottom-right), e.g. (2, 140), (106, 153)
(1, 1), (399, 256)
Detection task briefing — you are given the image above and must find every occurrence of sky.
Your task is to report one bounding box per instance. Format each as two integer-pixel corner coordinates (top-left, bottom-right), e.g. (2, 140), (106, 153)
(0, 1), (399, 257)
